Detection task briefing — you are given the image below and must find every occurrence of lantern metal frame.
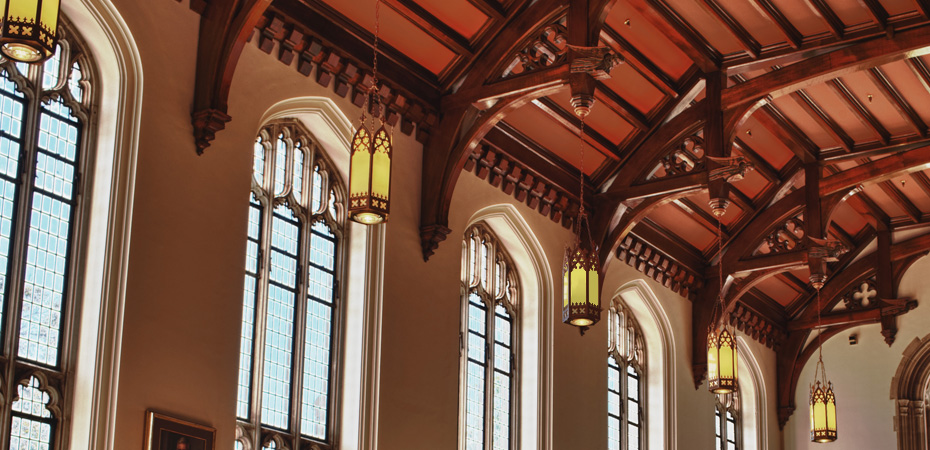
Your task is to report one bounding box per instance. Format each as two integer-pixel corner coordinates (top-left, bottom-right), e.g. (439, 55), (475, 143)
(561, 114), (601, 334)
(809, 287), (838, 443)
(347, 0), (392, 225)
(0, 0), (60, 63)
(707, 203), (738, 394)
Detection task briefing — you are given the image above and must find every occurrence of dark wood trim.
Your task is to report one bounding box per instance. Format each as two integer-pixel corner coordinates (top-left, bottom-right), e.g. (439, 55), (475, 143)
(860, 0), (889, 32)
(827, 78), (890, 145)
(697, 0), (761, 58)
(750, 0), (802, 48)
(625, 0), (719, 72)
(599, 26), (677, 97)
(867, 67), (928, 137)
(792, 90), (853, 151)
(803, 0), (844, 39)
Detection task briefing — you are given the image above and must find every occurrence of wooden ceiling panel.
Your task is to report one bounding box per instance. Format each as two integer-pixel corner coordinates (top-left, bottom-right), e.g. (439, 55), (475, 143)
(860, 182), (907, 218)
(502, 104), (609, 175)
(648, 202), (717, 250)
(755, 276), (801, 307)
(686, 191), (744, 226)
(821, 0), (872, 25)
(735, 116), (797, 170)
(766, 0), (829, 36)
(662, 0), (744, 54)
(839, 71), (916, 136)
(878, 0), (916, 16)
(547, 88), (636, 145)
(769, 95), (841, 149)
(322, 0), (457, 75)
(598, 62), (665, 115)
(899, 175), (930, 212)
(802, 83), (877, 143)
(414, 0), (489, 40)
(831, 200), (868, 237)
(879, 60), (930, 128)
(715, 1), (785, 47)
(604, 3), (692, 79)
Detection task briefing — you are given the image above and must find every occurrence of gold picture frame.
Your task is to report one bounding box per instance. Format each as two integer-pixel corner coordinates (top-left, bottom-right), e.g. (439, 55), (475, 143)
(143, 411), (215, 450)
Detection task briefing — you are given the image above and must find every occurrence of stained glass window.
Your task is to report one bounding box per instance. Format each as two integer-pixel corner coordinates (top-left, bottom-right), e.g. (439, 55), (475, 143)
(715, 391), (740, 450)
(608, 301), (645, 450)
(237, 121), (344, 449)
(0, 27), (93, 450)
(461, 224), (517, 449)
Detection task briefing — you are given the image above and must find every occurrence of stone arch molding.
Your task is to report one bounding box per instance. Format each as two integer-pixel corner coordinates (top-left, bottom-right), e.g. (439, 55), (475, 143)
(612, 279), (678, 450)
(891, 333), (930, 449)
(464, 203), (554, 450)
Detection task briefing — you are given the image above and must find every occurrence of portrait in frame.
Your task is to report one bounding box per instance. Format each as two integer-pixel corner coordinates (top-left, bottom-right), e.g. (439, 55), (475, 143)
(144, 411), (215, 450)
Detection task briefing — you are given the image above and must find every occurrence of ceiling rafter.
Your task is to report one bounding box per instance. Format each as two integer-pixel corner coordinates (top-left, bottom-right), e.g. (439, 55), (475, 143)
(803, 0), (844, 39)
(791, 90), (854, 151)
(530, 97), (621, 159)
(749, 0), (802, 49)
(382, 0), (474, 56)
(696, 0), (761, 58)
(868, 67), (928, 137)
(754, 104), (819, 164)
(599, 26), (678, 96)
(827, 78), (890, 145)
(859, 0), (889, 32)
(625, 0), (719, 72)
(593, 81), (650, 129)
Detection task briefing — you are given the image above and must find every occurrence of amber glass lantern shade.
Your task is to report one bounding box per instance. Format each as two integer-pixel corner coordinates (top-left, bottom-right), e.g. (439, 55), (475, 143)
(0, 0), (59, 62)
(707, 325), (738, 394)
(810, 381), (837, 443)
(348, 124), (392, 225)
(562, 214), (600, 328)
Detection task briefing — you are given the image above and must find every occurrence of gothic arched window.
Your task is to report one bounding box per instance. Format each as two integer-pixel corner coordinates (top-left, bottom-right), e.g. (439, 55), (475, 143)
(715, 391), (740, 450)
(608, 301), (645, 450)
(0, 24), (93, 450)
(461, 224), (518, 450)
(236, 120), (345, 449)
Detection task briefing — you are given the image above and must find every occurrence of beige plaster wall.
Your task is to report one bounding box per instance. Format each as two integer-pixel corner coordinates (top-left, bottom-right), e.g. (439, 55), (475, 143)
(785, 253), (930, 450)
(95, 1), (785, 449)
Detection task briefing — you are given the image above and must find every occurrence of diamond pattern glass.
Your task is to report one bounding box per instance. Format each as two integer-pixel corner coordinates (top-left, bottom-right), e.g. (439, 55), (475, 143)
(9, 377), (53, 450)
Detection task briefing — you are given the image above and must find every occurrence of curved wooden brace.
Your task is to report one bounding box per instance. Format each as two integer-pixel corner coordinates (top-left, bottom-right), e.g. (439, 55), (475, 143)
(420, 0), (622, 260)
(192, 0), (273, 152)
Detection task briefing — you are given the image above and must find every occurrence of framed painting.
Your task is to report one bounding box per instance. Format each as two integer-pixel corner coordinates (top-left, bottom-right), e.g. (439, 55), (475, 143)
(144, 411), (215, 450)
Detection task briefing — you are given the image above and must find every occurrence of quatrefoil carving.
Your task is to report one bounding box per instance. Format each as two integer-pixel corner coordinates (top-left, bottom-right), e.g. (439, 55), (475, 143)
(763, 217), (805, 253)
(844, 281), (877, 310)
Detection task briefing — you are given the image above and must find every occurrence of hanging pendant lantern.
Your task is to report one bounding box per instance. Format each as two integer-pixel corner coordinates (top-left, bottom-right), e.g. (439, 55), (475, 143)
(348, 0), (392, 225)
(0, 0), (59, 62)
(562, 212), (600, 328)
(707, 200), (738, 394)
(707, 324), (738, 394)
(809, 286), (838, 443)
(561, 113), (600, 332)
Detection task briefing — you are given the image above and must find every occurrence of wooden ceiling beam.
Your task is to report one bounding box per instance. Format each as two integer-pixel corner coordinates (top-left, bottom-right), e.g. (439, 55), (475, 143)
(821, 145), (930, 193)
(792, 90), (854, 151)
(191, 0), (274, 151)
(697, 0), (761, 58)
(382, 0), (474, 56)
(675, 197), (729, 239)
(911, 170), (930, 199)
(638, 219), (707, 266)
(878, 180), (921, 224)
(531, 97), (620, 159)
(750, 0), (802, 49)
(803, 0), (844, 39)
(776, 272), (809, 295)
(594, 81), (650, 129)
(867, 67), (928, 138)
(467, 0), (506, 22)
(733, 138), (778, 181)
(755, 104), (819, 164)
(722, 24), (930, 111)
(827, 78), (890, 145)
(626, 0), (719, 72)
(859, 0), (889, 32)
(600, 27), (678, 96)
(820, 135), (930, 162)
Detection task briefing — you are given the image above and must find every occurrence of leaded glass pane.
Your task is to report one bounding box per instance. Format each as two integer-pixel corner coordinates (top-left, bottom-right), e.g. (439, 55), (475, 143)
(41, 46), (60, 91)
(293, 146), (303, 203)
(465, 294), (486, 450)
(253, 137), (264, 184)
(237, 198), (262, 419)
(274, 135), (286, 196)
(492, 371), (509, 450)
(0, 71), (24, 335)
(67, 62), (83, 102)
(307, 221), (335, 304)
(311, 166), (323, 213)
(235, 441), (244, 450)
(301, 222), (336, 439)
(9, 377), (54, 450)
(18, 99), (80, 367)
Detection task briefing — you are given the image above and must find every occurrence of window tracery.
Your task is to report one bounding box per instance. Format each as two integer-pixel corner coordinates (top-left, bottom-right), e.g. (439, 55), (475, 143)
(608, 300), (645, 450)
(0, 23), (95, 450)
(715, 391), (741, 450)
(461, 224), (518, 450)
(237, 120), (345, 449)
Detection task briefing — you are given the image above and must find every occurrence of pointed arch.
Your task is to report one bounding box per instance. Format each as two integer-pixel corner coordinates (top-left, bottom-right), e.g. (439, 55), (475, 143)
(465, 203), (554, 450)
(891, 332), (930, 449)
(54, 0), (143, 449)
(736, 337), (770, 450)
(611, 280), (677, 450)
